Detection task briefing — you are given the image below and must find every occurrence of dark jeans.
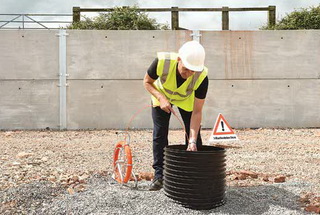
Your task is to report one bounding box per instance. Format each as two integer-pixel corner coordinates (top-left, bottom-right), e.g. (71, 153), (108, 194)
(152, 106), (202, 179)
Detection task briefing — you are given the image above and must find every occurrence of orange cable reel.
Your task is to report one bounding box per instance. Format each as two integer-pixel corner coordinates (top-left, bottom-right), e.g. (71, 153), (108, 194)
(113, 140), (133, 184)
(112, 105), (152, 186)
(112, 104), (187, 186)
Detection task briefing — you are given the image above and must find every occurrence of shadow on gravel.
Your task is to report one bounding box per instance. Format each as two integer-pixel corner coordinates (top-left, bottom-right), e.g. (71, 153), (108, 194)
(130, 181), (304, 214)
(203, 185), (305, 215)
(0, 176), (307, 215)
(103, 177), (307, 214)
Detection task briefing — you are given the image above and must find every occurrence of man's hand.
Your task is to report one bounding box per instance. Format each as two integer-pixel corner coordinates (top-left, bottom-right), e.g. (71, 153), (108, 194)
(144, 73), (175, 114)
(159, 96), (175, 114)
(187, 98), (204, 152)
(187, 142), (197, 151)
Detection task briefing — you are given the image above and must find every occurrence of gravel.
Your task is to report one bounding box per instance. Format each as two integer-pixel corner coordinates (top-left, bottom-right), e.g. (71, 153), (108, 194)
(0, 128), (319, 214)
(0, 174), (312, 214)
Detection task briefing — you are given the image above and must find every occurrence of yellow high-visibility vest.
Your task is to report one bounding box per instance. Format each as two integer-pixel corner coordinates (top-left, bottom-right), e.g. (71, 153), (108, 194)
(151, 52), (208, 112)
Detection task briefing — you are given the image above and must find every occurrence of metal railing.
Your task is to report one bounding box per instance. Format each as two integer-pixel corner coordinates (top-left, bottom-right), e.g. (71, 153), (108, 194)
(73, 6), (276, 30)
(0, 14), (72, 29)
(0, 6), (276, 30)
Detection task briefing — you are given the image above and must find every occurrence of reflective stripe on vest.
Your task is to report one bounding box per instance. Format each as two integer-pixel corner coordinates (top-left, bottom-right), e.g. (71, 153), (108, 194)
(160, 53), (171, 84)
(160, 54), (202, 99)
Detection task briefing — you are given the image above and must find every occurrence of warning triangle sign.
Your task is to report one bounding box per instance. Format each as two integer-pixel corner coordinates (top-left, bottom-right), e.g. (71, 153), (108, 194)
(213, 114), (234, 135)
(209, 113), (238, 142)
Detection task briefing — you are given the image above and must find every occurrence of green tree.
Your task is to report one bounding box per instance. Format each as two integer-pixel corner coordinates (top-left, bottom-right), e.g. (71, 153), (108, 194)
(261, 5), (320, 30)
(68, 6), (168, 30)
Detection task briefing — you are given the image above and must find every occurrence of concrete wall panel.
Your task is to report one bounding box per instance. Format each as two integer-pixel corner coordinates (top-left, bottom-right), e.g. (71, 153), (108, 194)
(67, 80), (150, 129)
(202, 31), (320, 79)
(67, 80), (186, 129)
(203, 79), (320, 128)
(0, 30), (59, 79)
(67, 30), (192, 80)
(1, 30), (320, 129)
(0, 80), (59, 129)
(67, 79), (320, 129)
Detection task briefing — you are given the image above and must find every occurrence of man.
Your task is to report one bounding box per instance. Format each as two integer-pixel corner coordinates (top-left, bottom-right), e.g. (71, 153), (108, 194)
(143, 41), (209, 191)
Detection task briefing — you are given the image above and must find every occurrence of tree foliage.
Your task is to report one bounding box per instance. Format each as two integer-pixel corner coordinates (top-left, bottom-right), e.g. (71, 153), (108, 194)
(261, 5), (320, 30)
(68, 6), (168, 30)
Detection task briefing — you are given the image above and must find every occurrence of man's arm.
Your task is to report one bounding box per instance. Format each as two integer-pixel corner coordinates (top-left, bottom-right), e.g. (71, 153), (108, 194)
(143, 73), (174, 113)
(187, 97), (205, 151)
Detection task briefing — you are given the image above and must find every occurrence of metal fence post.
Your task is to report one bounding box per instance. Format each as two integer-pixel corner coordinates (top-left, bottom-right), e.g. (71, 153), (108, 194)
(57, 29), (68, 130)
(22, 15), (24, 29)
(191, 30), (202, 42)
(222, 7), (229, 30)
(268, 5), (276, 27)
(171, 7), (179, 30)
(73, 7), (81, 23)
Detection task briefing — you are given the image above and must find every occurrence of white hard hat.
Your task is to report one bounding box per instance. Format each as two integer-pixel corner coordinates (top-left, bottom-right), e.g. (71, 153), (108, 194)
(178, 41), (205, 72)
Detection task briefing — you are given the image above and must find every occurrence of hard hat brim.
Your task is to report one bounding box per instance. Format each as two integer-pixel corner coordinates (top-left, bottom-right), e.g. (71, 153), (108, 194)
(181, 57), (204, 72)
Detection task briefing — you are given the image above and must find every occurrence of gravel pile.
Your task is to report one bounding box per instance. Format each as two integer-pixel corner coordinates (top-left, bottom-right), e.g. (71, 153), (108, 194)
(0, 128), (319, 214)
(0, 174), (312, 214)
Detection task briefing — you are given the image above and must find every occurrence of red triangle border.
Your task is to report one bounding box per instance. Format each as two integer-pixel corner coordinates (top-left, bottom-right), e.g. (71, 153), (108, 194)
(213, 114), (235, 135)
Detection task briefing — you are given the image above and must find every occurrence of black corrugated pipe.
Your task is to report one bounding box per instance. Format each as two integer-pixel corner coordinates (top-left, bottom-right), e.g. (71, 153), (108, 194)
(164, 145), (226, 210)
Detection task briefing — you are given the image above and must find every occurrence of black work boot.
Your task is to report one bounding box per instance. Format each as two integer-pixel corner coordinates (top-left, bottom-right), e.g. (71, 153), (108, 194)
(149, 178), (163, 191)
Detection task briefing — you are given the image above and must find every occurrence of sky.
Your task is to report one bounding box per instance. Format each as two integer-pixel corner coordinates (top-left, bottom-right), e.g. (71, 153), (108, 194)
(1, 0), (320, 30)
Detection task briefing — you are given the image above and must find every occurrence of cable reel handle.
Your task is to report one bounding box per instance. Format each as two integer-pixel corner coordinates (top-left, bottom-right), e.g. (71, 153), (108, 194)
(115, 131), (130, 144)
